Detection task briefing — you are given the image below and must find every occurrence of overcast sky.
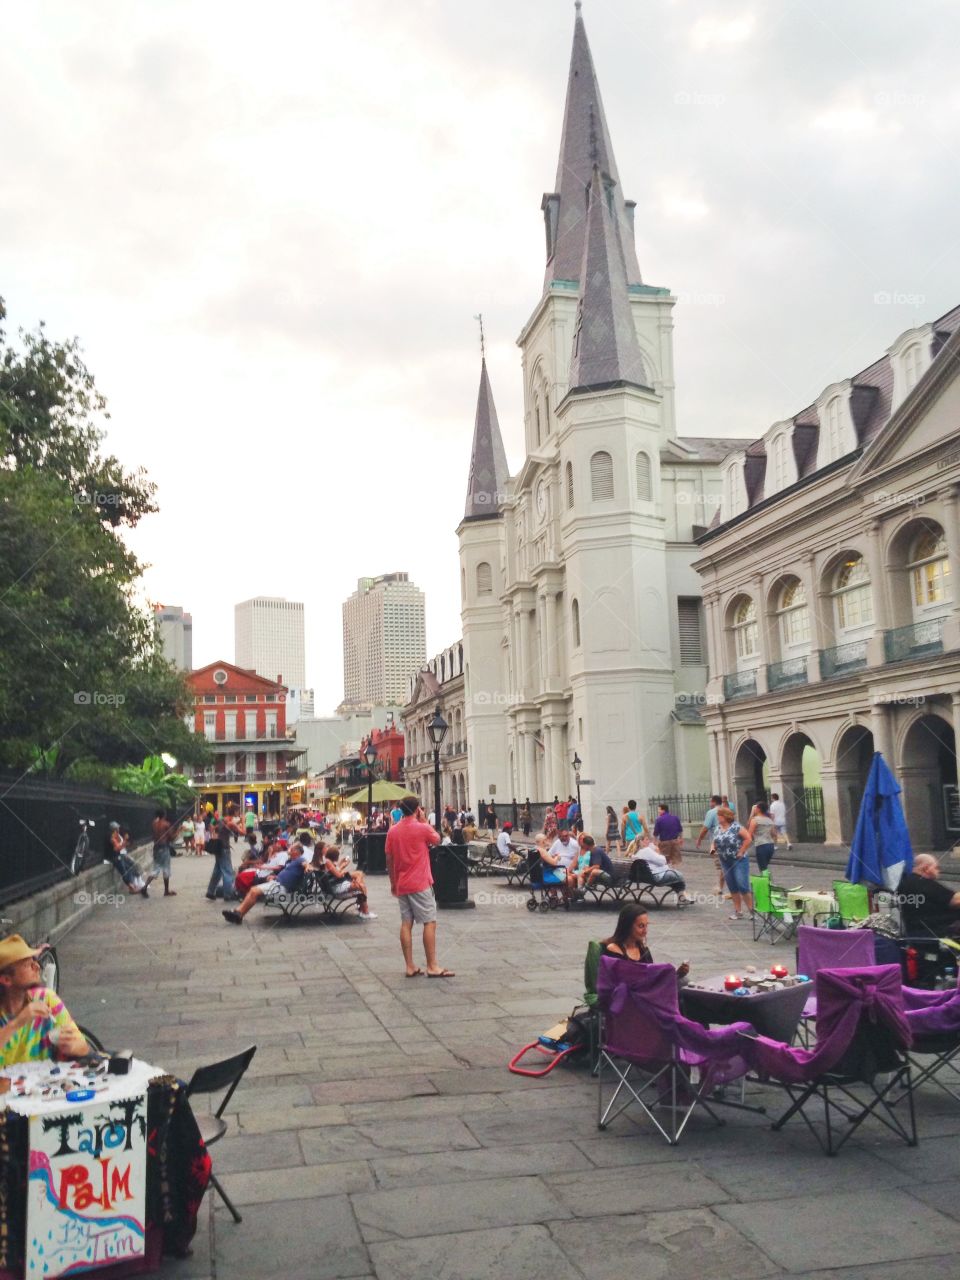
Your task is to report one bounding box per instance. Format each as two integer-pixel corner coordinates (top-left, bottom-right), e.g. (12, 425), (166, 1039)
(3, 0), (959, 714)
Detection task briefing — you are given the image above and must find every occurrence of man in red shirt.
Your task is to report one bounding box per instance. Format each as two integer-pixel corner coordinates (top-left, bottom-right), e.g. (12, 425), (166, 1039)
(385, 796), (454, 978)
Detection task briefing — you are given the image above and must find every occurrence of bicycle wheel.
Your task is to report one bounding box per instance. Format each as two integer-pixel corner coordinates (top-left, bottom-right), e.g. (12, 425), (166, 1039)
(70, 833), (89, 876)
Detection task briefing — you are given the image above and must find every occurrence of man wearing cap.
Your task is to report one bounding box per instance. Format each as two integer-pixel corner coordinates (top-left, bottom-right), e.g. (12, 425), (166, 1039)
(495, 822), (517, 863)
(0, 935), (88, 1067)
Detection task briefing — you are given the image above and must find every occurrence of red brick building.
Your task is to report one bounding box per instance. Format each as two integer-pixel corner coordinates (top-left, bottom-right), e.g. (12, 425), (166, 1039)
(186, 661), (304, 815)
(360, 724), (406, 782)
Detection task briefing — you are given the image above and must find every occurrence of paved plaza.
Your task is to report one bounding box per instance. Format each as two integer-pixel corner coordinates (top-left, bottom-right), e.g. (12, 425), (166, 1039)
(56, 852), (960, 1280)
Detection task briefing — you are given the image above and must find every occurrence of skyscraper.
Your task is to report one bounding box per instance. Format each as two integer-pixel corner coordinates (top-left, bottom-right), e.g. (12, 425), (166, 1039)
(235, 597), (306, 688)
(154, 604), (193, 670)
(342, 573), (426, 706)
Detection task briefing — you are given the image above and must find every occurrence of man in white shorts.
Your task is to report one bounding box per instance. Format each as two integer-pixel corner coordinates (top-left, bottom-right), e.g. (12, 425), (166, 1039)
(385, 797), (453, 978)
(770, 794), (791, 849)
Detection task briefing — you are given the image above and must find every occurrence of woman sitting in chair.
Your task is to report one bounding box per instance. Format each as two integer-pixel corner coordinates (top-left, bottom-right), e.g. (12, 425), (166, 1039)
(321, 846), (377, 920)
(600, 905), (690, 981)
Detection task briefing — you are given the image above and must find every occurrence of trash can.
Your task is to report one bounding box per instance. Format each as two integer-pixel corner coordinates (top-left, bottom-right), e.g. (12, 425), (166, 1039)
(355, 832), (388, 875)
(430, 844), (475, 909)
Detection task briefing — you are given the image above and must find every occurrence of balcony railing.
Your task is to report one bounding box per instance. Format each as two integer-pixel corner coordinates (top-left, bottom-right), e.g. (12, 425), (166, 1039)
(723, 670), (757, 700)
(767, 656), (809, 692)
(819, 640), (868, 681)
(884, 617), (944, 664)
(195, 767), (301, 784)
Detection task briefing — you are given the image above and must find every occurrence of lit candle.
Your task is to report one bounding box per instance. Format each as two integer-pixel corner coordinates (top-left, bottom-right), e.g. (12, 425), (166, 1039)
(724, 974), (742, 991)
(771, 964), (788, 979)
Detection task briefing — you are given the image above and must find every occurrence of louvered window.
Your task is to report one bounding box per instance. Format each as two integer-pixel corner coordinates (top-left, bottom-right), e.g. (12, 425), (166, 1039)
(565, 462), (574, 509)
(476, 562), (493, 596)
(590, 451), (614, 502)
(572, 598), (581, 648)
(677, 598), (704, 665)
(635, 451), (652, 500)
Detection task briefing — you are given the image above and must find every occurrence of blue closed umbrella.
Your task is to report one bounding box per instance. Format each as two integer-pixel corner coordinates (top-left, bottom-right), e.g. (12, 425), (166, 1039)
(846, 752), (913, 890)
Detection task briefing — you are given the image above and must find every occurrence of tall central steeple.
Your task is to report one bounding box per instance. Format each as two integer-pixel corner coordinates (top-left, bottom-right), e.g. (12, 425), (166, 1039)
(541, 2), (642, 291)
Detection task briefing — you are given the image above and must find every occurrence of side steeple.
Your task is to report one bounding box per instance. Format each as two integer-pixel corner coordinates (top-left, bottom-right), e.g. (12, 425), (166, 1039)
(542, 2), (642, 291)
(567, 166), (650, 394)
(463, 356), (510, 520)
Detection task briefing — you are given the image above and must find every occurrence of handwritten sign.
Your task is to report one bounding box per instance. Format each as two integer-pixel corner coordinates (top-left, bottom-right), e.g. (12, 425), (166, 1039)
(26, 1093), (147, 1277)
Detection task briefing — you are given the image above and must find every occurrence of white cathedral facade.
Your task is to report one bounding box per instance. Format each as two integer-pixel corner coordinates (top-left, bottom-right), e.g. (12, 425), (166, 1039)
(456, 8), (744, 832)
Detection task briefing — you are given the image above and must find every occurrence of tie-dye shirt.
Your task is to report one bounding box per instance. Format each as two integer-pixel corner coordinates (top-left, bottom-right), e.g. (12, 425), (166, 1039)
(0, 987), (79, 1067)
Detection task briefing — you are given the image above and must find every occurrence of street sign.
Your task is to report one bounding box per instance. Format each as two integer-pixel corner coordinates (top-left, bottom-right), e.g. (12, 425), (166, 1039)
(578, 779), (595, 785)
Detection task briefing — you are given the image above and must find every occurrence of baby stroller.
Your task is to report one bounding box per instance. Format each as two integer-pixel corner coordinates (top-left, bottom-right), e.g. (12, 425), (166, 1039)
(525, 845), (568, 913)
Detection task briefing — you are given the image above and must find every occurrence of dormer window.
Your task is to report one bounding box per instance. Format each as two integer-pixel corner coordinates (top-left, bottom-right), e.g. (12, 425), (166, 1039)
(823, 397), (843, 462)
(903, 343), (924, 393)
(772, 434), (789, 491)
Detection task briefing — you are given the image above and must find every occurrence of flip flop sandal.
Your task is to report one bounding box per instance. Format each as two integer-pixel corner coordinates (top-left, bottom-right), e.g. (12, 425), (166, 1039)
(427, 970), (456, 978)
(405, 969), (425, 977)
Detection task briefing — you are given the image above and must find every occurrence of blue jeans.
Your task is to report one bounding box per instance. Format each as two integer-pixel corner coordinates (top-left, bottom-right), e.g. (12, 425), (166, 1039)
(207, 846), (235, 898)
(720, 854), (750, 895)
(754, 843), (775, 873)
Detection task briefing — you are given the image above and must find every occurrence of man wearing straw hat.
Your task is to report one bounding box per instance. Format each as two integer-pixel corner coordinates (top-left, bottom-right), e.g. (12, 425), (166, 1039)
(0, 934), (88, 1067)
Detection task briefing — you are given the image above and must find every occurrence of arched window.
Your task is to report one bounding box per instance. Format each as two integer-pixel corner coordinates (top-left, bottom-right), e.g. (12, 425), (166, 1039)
(833, 555), (873, 631)
(909, 529), (951, 609)
(823, 397), (844, 463)
(565, 461), (574, 509)
(777, 579), (810, 648)
(476, 562), (493, 596)
(590, 451), (614, 502)
(572, 598), (581, 648)
(732, 597), (759, 661)
(534, 396), (542, 446)
(771, 435), (788, 491)
(635, 451), (652, 501)
(904, 343), (924, 393)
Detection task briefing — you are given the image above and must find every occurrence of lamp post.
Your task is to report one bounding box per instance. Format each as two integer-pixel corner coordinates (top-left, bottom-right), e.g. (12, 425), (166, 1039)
(572, 751), (582, 813)
(427, 706), (449, 835)
(363, 741), (377, 833)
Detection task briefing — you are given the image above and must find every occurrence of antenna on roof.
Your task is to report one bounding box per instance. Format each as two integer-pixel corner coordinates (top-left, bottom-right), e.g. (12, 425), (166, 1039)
(473, 313), (486, 361)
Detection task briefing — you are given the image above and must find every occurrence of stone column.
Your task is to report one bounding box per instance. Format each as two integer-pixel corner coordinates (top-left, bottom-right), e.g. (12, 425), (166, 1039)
(870, 701), (894, 764)
(716, 727), (731, 797)
(544, 592), (559, 679)
(524, 732), (536, 801)
(864, 520), (888, 667)
(542, 723), (554, 799)
(751, 575), (769, 695)
(818, 768), (844, 845)
(941, 486), (960, 651)
(801, 553), (823, 684)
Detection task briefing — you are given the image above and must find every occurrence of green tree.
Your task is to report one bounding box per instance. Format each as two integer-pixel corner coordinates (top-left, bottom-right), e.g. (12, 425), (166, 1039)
(0, 297), (207, 774)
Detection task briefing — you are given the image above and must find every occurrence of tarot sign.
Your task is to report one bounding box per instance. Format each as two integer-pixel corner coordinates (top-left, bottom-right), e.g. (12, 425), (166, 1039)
(26, 1093), (147, 1277)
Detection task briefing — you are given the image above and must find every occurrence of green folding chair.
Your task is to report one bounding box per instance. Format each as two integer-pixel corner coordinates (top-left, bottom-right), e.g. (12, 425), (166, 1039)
(752, 871), (800, 944)
(833, 880), (870, 925)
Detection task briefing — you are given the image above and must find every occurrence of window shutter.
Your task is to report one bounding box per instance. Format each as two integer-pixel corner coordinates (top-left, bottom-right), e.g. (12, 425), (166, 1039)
(565, 462), (574, 509)
(476, 562), (493, 596)
(677, 598), (704, 665)
(590, 451), (614, 502)
(635, 451), (652, 500)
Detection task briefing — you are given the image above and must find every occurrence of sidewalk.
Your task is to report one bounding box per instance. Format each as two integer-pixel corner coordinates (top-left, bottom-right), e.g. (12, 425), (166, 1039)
(52, 853), (960, 1280)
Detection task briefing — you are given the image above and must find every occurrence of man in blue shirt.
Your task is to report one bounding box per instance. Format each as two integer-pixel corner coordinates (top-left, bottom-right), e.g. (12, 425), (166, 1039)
(696, 795), (725, 895)
(223, 836), (314, 924)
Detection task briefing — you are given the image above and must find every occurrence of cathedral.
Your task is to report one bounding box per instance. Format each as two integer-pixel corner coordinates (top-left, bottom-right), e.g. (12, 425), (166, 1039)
(456, 5), (744, 831)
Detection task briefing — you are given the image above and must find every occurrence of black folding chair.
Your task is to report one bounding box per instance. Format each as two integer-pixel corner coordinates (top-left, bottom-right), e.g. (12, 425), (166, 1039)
(769, 1013), (917, 1155)
(76, 1024), (106, 1053)
(185, 1046), (257, 1222)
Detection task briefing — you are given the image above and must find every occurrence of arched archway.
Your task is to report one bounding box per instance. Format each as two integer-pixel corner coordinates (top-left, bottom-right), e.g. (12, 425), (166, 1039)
(900, 713), (957, 849)
(733, 738), (768, 819)
(834, 724), (874, 842)
(780, 731), (825, 842)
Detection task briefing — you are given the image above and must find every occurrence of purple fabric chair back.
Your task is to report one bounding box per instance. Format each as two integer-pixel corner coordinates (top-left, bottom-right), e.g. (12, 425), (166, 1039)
(797, 925), (875, 978)
(903, 982), (960, 1036)
(596, 956), (752, 1086)
(748, 964), (910, 1084)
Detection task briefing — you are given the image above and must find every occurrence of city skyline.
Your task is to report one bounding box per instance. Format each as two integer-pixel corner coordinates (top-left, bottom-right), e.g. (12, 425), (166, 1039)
(2, 1), (959, 714)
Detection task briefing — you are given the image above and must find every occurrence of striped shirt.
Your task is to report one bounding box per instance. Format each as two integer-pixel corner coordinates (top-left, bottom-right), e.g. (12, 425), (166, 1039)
(0, 987), (79, 1068)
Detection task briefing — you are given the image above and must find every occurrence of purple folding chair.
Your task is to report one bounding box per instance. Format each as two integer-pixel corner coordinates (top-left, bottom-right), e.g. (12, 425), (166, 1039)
(796, 925), (876, 1044)
(596, 957), (753, 1145)
(895, 982), (960, 1104)
(744, 965), (916, 1155)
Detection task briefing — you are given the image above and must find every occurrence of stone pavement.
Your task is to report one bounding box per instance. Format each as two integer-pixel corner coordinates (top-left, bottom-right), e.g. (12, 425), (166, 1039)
(53, 850), (960, 1280)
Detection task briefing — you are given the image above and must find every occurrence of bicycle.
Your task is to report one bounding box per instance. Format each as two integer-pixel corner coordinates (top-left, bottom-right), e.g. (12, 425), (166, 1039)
(0, 916), (60, 992)
(70, 816), (97, 876)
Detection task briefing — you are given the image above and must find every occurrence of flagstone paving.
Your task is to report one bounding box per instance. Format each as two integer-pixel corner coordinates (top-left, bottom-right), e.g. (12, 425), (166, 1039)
(53, 852), (960, 1280)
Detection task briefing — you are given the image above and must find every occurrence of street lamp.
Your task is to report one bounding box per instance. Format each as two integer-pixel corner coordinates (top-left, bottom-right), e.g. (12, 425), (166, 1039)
(572, 751), (582, 813)
(363, 740), (378, 832)
(427, 706), (449, 835)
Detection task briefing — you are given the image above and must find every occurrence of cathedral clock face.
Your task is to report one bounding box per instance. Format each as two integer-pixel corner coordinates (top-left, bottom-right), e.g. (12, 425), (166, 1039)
(536, 480), (547, 521)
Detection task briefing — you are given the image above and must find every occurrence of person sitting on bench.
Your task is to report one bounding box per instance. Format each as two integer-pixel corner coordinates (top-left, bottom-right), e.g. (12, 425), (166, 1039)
(222, 840), (314, 924)
(321, 846), (377, 920)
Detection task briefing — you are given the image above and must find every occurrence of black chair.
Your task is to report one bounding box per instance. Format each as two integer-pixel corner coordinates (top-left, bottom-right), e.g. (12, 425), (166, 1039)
(769, 1012), (917, 1155)
(77, 1024), (106, 1053)
(185, 1046), (257, 1223)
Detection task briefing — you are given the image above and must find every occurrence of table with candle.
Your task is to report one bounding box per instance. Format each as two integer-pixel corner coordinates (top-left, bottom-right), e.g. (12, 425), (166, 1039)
(680, 967), (813, 1043)
(786, 890), (838, 921)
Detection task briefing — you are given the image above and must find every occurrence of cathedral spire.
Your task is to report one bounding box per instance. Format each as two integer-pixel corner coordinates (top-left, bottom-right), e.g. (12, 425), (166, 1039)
(542, 3), (642, 291)
(463, 353), (510, 521)
(567, 166), (649, 394)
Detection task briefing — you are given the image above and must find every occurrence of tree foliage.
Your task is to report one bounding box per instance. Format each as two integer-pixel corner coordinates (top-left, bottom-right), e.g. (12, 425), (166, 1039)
(0, 296), (208, 774)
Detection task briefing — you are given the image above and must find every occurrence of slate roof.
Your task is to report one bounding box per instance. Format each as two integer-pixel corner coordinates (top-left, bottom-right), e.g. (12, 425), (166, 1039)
(670, 436), (754, 461)
(567, 166), (650, 394)
(543, 4), (642, 292)
(463, 359), (511, 521)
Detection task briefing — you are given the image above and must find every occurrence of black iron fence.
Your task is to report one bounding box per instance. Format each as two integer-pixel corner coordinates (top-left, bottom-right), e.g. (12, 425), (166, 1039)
(792, 786), (826, 843)
(0, 773), (157, 907)
(646, 794), (714, 824)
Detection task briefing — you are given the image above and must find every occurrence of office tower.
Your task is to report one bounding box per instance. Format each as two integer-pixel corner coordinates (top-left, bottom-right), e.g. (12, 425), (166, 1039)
(235, 596), (306, 688)
(342, 573), (426, 706)
(154, 604), (193, 670)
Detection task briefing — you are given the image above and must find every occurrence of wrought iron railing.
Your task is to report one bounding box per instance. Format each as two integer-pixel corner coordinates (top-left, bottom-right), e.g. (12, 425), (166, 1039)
(646, 794), (714, 824)
(723, 670), (757, 700)
(767, 656), (809, 692)
(819, 640), (868, 680)
(883, 617), (944, 664)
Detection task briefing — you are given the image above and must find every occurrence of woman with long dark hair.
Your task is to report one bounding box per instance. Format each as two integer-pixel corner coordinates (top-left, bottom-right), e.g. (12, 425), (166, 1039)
(600, 904), (690, 979)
